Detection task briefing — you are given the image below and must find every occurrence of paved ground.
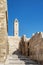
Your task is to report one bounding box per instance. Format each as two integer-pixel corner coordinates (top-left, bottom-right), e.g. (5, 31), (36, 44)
(4, 50), (41, 65)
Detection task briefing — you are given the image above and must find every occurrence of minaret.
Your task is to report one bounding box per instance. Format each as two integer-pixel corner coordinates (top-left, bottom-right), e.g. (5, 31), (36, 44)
(14, 18), (19, 37)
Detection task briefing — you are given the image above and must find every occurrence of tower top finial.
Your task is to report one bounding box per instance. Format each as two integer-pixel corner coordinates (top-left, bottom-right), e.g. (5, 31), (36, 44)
(14, 18), (18, 23)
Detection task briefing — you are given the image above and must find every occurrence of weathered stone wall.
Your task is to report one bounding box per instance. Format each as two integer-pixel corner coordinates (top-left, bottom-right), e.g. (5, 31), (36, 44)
(19, 35), (30, 56)
(0, 0), (9, 62)
(29, 32), (43, 61)
(19, 36), (25, 55)
(8, 36), (20, 54)
(19, 33), (43, 61)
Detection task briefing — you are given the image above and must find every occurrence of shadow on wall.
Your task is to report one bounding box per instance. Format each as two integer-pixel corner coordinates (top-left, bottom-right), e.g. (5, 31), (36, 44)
(12, 49), (40, 65)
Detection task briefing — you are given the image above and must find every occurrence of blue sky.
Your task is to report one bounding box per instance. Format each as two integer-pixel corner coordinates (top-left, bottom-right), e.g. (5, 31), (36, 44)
(7, 0), (43, 37)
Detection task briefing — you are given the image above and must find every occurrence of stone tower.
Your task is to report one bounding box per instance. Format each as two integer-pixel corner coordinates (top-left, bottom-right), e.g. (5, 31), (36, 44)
(14, 19), (19, 37)
(0, 0), (9, 62)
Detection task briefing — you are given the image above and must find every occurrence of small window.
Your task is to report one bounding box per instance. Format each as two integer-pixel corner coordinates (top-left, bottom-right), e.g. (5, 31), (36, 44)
(16, 33), (17, 35)
(16, 24), (17, 26)
(16, 20), (17, 22)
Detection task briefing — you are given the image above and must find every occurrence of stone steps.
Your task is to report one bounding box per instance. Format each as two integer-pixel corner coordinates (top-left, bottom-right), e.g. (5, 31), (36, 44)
(8, 64), (39, 65)
(0, 63), (4, 65)
(5, 54), (39, 65)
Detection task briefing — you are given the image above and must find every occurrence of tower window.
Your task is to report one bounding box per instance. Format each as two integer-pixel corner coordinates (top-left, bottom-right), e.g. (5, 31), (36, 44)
(16, 20), (17, 22)
(16, 24), (17, 26)
(16, 33), (17, 35)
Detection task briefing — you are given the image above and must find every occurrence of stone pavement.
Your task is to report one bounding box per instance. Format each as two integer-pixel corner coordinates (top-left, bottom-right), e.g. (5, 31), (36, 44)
(4, 50), (40, 65)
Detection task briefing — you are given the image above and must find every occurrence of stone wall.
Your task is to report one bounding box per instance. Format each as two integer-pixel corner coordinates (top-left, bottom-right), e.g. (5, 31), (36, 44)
(8, 36), (20, 54)
(19, 33), (43, 61)
(19, 35), (30, 56)
(0, 0), (9, 62)
(29, 32), (43, 61)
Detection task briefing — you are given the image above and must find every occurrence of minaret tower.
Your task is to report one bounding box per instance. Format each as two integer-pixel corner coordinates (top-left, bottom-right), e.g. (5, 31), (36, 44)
(14, 18), (19, 37)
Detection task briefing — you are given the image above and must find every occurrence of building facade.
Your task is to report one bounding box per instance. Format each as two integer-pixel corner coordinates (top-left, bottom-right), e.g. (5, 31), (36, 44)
(19, 32), (43, 61)
(29, 32), (43, 61)
(0, 0), (9, 62)
(19, 35), (30, 57)
(8, 19), (20, 54)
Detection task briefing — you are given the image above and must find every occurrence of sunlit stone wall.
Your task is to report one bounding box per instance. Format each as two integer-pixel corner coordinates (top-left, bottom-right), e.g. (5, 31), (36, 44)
(0, 0), (9, 62)
(29, 32), (43, 61)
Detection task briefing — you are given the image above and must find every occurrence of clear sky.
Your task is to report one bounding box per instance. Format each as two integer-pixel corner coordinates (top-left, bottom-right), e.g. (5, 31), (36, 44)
(7, 0), (43, 37)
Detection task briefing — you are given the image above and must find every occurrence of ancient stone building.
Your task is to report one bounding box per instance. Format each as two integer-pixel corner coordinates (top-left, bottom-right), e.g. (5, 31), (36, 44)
(0, 0), (43, 64)
(19, 35), (30, 56)
(29, 32), (43, 61)
(19, 32), (43, 61)
(8, 19), (20, 54)
(0, 0), (9, 62)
